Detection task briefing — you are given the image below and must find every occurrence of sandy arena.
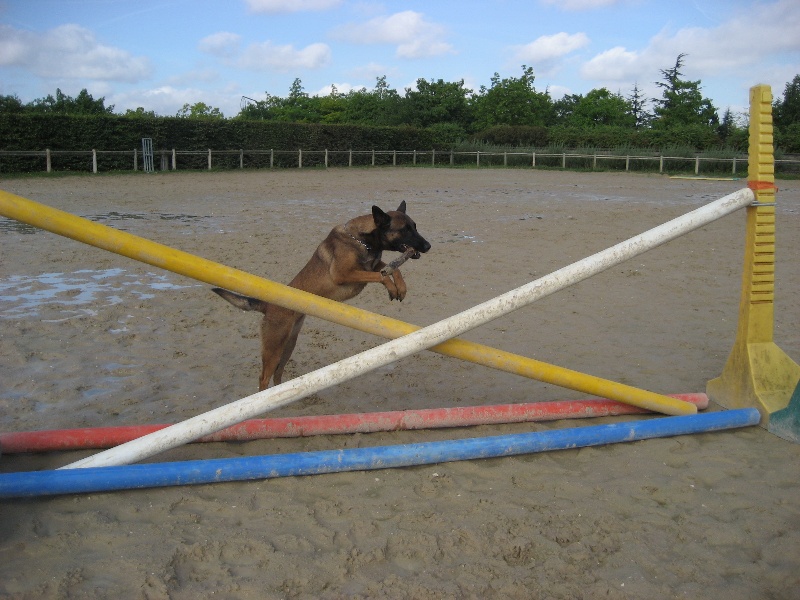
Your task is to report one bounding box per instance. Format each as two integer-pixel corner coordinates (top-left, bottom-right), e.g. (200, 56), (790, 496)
(1, 168), (799, 599)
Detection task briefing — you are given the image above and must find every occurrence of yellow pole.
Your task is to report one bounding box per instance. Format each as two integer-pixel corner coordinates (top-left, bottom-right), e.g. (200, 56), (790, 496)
(707, 84), (800, 439)
(0, 189), (696, 416)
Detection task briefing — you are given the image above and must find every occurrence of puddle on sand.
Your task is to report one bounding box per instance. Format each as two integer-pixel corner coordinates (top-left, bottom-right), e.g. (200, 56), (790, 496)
(0, 219), (39, 235)
(86, 211), (207, 223)
(0, 212), (211, 235)
(0, 268), (200, 320)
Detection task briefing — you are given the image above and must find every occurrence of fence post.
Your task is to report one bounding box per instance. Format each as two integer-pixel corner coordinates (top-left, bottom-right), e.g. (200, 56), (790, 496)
(46, 149), (51, 173)
(532, 152), (536, 168)
(299, 148), (302, 168)
(207, 149), (212, 170)
(92, 149), (97, 173)
(172, 149), (176, 170)
(450, 150), (454, 166)
(732, 156), (737, 174)
(413, 150), (417, 166)
(134, 148), (138, 171)
(593, 154), (597, 170)
(240, 149), (243, 169)
(476, 151), (480, 167)
(562, 153), (566, 169)
(349, 149), (352, 167)
(393, 150), (397, 166)
(625, 156), (630, 172)
(270, 149), (274, 168)
(325, 149), (328, 168)
(659, 155), (664, 173)
(432, 149), (435, 167)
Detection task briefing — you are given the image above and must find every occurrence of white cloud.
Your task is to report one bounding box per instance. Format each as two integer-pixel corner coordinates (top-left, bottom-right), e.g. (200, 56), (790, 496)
(198, 32), (242, 58)
(238, 41), (332, 71)
(581, 46), (641, 81)
(332, 11), (454, 59)
(244, 0), (342, 13)
(545, 84), (572, 99)
(0, 24), (152, 82)
(513, 32), (590, 66)
(580, 0), (800, 86)
(111, 84), (240, 117)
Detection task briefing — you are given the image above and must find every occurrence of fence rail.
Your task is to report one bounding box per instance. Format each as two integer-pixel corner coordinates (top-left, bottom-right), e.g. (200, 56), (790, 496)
(1, 148), (799, 176)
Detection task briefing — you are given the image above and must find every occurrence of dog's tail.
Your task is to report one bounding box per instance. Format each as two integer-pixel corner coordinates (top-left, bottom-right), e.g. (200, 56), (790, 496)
(212, 288), (269, 313)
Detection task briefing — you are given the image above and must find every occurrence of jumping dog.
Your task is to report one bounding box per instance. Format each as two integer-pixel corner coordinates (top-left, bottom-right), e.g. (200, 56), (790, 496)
(213, 201), (431, 390)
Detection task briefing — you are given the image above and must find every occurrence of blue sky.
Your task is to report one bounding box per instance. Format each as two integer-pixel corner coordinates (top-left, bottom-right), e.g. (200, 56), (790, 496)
(1, 0), (798, 119)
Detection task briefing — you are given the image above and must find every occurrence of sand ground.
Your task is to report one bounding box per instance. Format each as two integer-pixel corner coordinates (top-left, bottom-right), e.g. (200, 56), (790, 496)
(1, 168), (799, 599)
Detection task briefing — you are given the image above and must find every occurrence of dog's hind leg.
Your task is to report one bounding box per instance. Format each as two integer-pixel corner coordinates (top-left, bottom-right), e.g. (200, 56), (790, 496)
(273, 315), (306, 386)
(257, 306), (303, 390)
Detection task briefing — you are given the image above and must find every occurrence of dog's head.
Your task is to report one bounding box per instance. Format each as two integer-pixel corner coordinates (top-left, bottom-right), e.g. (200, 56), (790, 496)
(372, 201), (431, 258)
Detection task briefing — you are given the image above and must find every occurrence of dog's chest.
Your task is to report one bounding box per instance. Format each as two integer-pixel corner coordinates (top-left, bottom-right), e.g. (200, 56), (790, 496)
(359, 252), (382, 272)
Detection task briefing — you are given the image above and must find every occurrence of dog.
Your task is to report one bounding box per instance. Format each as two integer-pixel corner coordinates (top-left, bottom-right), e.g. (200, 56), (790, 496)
(213, 201), (431, 390)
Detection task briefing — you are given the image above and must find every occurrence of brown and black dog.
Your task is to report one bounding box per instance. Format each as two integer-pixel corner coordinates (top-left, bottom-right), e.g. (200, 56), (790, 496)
(213, 201), (431, 390)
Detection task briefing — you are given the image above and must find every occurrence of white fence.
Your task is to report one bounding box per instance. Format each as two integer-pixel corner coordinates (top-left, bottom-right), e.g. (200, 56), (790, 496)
(2, 147), (799, 175)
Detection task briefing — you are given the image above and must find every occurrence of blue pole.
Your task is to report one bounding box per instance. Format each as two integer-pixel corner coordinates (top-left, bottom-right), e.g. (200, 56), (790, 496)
(0, 409), (759, 498)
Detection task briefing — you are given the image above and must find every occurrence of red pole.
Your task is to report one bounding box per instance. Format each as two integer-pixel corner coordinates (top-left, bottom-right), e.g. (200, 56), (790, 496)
(0, 394), (707, 454)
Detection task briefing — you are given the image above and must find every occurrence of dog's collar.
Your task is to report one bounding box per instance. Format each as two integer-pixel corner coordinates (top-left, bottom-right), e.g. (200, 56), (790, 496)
(344, 221), (372, 252)
(347, 232), (372, 252)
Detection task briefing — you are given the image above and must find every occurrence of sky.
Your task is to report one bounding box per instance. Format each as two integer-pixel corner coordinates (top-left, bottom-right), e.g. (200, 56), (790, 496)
(1, 0), (799, 120)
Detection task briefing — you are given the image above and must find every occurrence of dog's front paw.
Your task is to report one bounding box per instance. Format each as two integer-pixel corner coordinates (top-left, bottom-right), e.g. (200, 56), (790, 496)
(394, 279), (407, 302)
(382, 278), (400, 301)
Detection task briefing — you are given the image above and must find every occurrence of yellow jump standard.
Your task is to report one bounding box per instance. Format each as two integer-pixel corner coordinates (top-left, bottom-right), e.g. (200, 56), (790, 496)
(707, 84), (800, 442)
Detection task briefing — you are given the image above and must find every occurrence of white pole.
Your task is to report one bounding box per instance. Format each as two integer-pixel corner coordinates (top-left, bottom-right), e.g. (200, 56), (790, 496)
(62, 188), (754, 469)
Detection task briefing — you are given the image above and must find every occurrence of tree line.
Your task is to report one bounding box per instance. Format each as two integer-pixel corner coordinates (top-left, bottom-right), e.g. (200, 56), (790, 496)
(1, 55), (799, 152)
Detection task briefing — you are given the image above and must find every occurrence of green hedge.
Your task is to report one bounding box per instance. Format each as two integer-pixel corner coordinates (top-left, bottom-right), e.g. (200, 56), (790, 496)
(2, 113), (794, 174)
(0, 114), (443, 172)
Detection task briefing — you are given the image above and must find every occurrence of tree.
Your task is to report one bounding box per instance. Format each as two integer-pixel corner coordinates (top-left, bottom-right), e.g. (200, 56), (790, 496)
(123, 106), (157, 118)
(238, 79), (323, 122)
(773, 74), (800, 129)
(27, 88), (114, 115)
(717, 108), (737, 141)
(0, 94), (24, 114)
(402, 78), (473, 130)
(557, 88), (634, 128)
(471, 66), (553, 130)
(627, 83), (651, 129)
(315, 84), (347, 124)
(652, 54), (718, 129)
(552, 94), (581, 125)
(339, 77), (403, 126)
(176, 102), (224, 119)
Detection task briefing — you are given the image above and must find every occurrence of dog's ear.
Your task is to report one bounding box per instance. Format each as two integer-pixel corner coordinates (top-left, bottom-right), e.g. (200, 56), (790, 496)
(372, 205), (392, 229)
(396, 201), (407, 214)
